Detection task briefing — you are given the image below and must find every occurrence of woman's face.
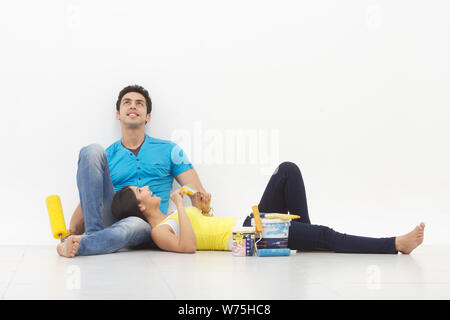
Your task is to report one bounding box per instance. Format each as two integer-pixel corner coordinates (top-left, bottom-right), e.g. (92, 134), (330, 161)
(130, 186), (161, 212)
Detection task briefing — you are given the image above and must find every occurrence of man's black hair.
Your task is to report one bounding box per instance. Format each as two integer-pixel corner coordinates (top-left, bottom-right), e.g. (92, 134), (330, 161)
(116, 85), (152, 114)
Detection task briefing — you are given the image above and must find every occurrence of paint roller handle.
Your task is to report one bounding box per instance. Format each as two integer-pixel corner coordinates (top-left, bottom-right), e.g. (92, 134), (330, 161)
(251, 205), (264, 234)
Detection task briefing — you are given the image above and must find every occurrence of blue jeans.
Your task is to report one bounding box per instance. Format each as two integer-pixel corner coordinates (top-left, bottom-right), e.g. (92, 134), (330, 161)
(75, 144), (155, 256)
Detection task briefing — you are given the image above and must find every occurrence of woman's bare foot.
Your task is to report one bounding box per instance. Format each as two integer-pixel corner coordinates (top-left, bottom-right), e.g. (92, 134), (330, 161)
(57, 235), (82, 258)
(395, 222), (425, 254)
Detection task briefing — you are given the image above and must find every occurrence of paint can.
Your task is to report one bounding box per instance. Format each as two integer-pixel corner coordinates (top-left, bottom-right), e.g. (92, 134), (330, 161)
(232, 227), (256, 256)
(251, 218), (290, 249)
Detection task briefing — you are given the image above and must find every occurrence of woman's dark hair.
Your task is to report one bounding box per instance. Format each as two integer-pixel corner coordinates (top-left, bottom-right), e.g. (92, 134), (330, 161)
(111, 186), (146, 221)
(116, 85), (152, 114)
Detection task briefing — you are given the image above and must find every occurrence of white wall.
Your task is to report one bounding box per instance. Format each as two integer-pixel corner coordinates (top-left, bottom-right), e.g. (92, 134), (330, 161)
(0, 0), (449, 245)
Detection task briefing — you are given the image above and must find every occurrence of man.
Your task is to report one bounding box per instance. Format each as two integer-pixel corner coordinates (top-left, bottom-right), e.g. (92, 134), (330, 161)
(57, 85), (210, 257)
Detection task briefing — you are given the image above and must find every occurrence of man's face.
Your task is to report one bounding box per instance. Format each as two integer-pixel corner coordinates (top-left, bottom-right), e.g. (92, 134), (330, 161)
(116, 92), (151, 128)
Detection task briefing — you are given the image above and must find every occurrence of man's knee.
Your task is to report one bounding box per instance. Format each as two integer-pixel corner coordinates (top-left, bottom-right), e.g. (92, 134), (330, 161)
(79, 144), (106, 163)
(119, 216), (152, 245)
(120, 216), (151, 232)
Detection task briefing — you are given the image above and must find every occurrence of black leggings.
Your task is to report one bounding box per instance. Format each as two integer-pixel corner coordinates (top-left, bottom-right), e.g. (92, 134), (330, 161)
(244, 162), (398, 254)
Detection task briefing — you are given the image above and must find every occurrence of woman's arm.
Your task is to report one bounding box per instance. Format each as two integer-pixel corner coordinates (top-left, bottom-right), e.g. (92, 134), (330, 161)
(151, 189), (197, 253)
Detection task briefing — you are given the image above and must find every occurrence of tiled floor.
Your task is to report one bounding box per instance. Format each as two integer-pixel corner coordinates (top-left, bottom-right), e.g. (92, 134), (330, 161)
(1, 244), (449, 299)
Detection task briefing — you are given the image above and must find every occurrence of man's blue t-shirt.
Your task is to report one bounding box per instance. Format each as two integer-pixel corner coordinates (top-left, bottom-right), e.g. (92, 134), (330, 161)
(105, 134), (193, 214)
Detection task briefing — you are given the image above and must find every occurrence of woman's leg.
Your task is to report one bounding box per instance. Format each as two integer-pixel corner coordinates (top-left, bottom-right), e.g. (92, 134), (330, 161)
(258, 161), (311, 224)
(256, 161), (398, 254)
(287, 221), (398, 254)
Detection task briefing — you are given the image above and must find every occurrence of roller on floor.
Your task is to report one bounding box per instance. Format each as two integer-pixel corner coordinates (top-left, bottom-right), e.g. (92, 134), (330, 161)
(45, 195), (70, 242)
(257, 248), (291, 257)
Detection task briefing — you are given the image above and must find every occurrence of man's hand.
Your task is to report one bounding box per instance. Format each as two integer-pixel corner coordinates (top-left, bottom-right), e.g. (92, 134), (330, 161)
(195, 192), (212, 215)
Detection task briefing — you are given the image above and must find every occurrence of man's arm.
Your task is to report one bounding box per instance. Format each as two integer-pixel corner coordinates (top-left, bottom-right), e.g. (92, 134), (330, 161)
(174, 168), (210, 211)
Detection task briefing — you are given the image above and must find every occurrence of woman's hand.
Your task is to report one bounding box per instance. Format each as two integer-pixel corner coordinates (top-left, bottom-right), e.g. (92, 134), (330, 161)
(155, 188), (196, 253)
(170, 189), (185, 207)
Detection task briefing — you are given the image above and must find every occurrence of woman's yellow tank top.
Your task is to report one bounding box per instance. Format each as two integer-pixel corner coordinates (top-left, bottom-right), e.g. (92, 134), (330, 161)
(157, 206), (238, 251)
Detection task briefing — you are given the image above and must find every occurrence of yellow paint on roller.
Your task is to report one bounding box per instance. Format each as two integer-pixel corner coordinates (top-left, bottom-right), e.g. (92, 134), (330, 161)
(264, 213), (300, 220)
(181, 184), (197, 196)
(45, 195), (70, 240)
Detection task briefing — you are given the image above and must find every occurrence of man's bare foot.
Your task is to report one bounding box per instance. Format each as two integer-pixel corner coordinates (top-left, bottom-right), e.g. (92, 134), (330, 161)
(57, 235), (82, 258)
(395, 222), (425, 254)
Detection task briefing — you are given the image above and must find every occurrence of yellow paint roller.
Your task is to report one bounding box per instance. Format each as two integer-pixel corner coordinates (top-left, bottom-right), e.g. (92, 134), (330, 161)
(262, 213), (300, 220)
(45, 195), (70, 242)
(181, 185), (214, 216)
(181, 184), (198, 196)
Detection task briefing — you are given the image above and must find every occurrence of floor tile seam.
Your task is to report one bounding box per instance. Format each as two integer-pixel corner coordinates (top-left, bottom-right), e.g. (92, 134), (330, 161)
(0, 248), (26, 299)
(323, 281), (450, 286)
(145, 254), (178, 299)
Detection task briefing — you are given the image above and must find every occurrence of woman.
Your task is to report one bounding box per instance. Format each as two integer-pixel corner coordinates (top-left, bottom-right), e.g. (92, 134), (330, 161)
(58, 162), (425, 256)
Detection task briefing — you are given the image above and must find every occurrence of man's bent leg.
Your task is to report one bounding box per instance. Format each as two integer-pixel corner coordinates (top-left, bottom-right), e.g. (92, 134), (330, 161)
(76, 144), (117, 234)
(75, 216), (153, 256)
